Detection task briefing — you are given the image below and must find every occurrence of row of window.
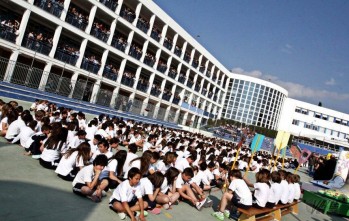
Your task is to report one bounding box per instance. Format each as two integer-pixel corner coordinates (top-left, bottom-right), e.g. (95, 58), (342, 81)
(295, 107), (349, 127)
(292, 119), (348, 139)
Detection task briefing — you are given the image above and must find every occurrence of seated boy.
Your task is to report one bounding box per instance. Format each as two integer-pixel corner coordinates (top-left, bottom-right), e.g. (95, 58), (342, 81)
(176, 167), (207, 211)
(72, 154), (109, 202)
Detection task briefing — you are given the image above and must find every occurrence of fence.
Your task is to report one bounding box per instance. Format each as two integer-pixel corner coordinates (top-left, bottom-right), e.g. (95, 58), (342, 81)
(0, 56), (196, 125)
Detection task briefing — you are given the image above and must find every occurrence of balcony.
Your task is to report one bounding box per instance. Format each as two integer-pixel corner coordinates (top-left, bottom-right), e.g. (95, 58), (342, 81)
(99, 0), (118, 11)
(162, 93), (172, 101)
(150, 87), (161, 96)
(129, 45), (142, 60)
(55, 48), (79, 65)
(121, 75), (135, 87)
(194, 84), (200, 92)
(136, 82), (148, 93)
(22, 37), (52, 55)
(91, 28), (109, 43)
(120, 8), (135, 23)
(0, 24), (17, 43)
(168, 70), (177, 79)
(111, 37), (127, 52)
(65, 12), (88, 31)
(186, 81), (193, 88)
(183, 54), (190, 63)
(163, 39), (172, 51)
(174, 47), (182, 57)
(35, 0), (63, 18)
(103, 66), (118, 81)
(81, 58), (100, 74)
(136, 19), (149, 34)
(157, 64), (167, 74)
(178, 76), (186, 84)
(151, 30), (160, 42)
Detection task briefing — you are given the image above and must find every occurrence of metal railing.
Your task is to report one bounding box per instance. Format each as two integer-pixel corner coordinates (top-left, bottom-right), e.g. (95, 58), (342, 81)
(65, 12), (88, 31)
(22, 37), (52, 56)
(0, 24), (17, 43)
(99, 0), (118, 11)
(35, 0), (64, 18)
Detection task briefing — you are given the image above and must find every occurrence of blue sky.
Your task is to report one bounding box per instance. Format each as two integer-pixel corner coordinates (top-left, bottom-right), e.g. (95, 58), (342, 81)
(155, 0), (349, 114)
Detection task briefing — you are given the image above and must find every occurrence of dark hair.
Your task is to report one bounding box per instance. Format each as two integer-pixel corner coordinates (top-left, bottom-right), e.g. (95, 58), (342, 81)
(98, 139), (109, 149)
(28, 120), (38, 130)
(207, 161), (215, 169)
(255, 169), (271, 186)
(94, 134), (103, 141)
(182, 167), (194, 177)
(109, 137), (120, 145)
(147, 171), (165, 188)
(128, 167), (141, 179)
(229, 169), (242, 179)
(130, 150), (153, 176)
(128, 143), (138, 154)
(64, 142), (91, 163)
(270, 171), (281, 183)
(152, 151), (161, 161)
(93, 154), (108, 166)
(45, 127), (68, 151)
(165, 167), (180, 184)
(199, 162), (207, 171)
(110, 150), (127, 175)
(41, 124), (52, 132)
(163, 152), (177, 166)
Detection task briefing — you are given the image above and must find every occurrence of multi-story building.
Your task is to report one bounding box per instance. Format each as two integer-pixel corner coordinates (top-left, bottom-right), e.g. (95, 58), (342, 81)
(0, 0), (230, 128)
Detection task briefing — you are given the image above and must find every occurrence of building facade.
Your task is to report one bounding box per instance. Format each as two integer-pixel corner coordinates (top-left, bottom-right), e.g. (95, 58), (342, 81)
(0, 0), (230, 128)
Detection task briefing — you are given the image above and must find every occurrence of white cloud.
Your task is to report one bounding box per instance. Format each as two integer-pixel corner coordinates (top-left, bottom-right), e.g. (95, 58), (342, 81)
(281, 44), (294, 54)
(325, 78), (336, 86)
(231, 67), (349, 101)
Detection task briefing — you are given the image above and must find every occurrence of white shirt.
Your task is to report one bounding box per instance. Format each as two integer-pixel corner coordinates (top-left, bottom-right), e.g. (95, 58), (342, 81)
(95, 128), (109, 139)
(85, 125), (98, 141)
(157, 161), (172, 174)
(5, 118), (25, 139)
(110, 180), (142, 202)
(229, 178), (253, 206)
(175, 174), (190, 189)
(90, 150), (113, 162)
(294, 183), (301, 200)
(288, 183), (296, 203)
(142, 142), (153, 152)
(124, 158), (141, 178)
(238, 160), (248, 170)
(100, 159), (118, 179)
(139, 177), (154, 196)
(204, 169), (214, 181)
(269, 182), (283, 204)
(160, 177), (169, 193)
(72, 164), (94, 186)
(88, 140), (98, 154)
(192, 170), (210, 186)
(175, 158), (190, 172)
(55, 151), (84, 176)
(11, 126), (35, 147)
(123, 152), (138, 174)
(280, 180), (289, 204)
(253, 183), (270, 207)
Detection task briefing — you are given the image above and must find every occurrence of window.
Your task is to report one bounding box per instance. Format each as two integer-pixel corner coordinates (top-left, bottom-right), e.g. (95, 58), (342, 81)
(314, 113), (321, 119)
(301, 109), (309, 115)
(295, 108), (301, 113)
(292, 119), (299, 125)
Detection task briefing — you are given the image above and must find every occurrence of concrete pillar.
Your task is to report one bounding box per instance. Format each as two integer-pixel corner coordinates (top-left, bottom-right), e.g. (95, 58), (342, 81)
(165, 56), (172, 75)
(75, 39), (88, 68)
(134, 2), (142, 26)
(85, 5), (97, 34)
(182, 112), (188, 125)
(69, 72), (79, 98)
(133, 67), (142, 90)
(16, 9), (31, 46)
(189, 49), (195, 66)
(97, 49), (109, 76)
(60, 0), (71, 21)
(172, 33), (178, 54)
(125, 31), (134, 55)
(90, 79), (101, 103)
(181, 42), (187, 60)
(117, 59), (127, 84)
(107, 19), (117, 45)
(174, 109), (180, 124)
(147, 73), (155, 94)
(175, 63), (182, 81)
(164, 106), (171, 122)
(148, 15), (156, 36)
(38, 62), (53, 91)
(160, 24), (168, 45)
(109, 86), (120, 108)
(116, 0), (123, 15)
(49, 26), (62, 58)
(140, 40), (149, 63)
(3, 51), (19, 82)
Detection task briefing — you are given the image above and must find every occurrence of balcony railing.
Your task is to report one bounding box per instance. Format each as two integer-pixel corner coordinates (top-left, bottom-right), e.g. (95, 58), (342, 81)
(120, 9), (135, 23)
(136, 82), (148, 93)
(99, 0), (118, 11)
(0, 24), (17, 43)
(55, 48), (79, 65)
(22, 37), (52, 55)
(111, 38), (127, 52)
(186, 81), (193, 88)
(162, 93), (171, 101)
(65, 12), (88, 31)
(121, 75), (135, 87)
(157, 64), (167, 73)
(103, 67), (118, 81)
(151, 31), (160, 42)
(150, 88), (161, 97)
(178, 76), (186, 84)
(168, 71), (177, 79)
(136, 20), (149, 34)
(164, 40), (172, 50)
(91, 28), (109, 43)
(35, 0), (63, 18)
(81, 58), (100, 74)
(174, 47), (182, 57)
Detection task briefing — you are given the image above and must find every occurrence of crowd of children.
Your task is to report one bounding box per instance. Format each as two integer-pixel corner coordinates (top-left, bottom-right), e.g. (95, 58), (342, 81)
(0, 98), (302, 221)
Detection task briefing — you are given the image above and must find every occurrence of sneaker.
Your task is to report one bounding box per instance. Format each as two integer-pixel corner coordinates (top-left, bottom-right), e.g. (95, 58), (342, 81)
(163, 203), (170, 210)
(31, 155), (41, 159)
(135, 211), (149, 217)
(223, 210), (230, 218)
(204, 198), (213, 208)
(196, 198), (207, 211)
(211, 211), (224, 221)
(118, 212), (126, 220)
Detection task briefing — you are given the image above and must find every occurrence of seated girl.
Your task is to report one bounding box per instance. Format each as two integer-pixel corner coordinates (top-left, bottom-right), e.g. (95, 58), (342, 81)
(157, 167), (180, 209)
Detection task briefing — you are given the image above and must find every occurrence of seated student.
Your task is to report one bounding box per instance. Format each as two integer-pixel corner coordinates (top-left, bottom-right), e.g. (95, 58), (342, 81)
(157, 167), (181, 210)
(192, 162), (212, 192)
(204, 161), (216, 187)
(55, 142), (91, 181)
(139, 172), (164, 214)
(213, 163), (229, 189)
(278, 170), (290, 205)
(109, 137), (120, 152)
(286, 172), (296, 203)
(268, 171), (283, 207)
(90, 139), (113, 162)
(293, 174), (301, 201)
(39, 126), (68, 169)
(157, 152), (177, 174)
(148, 151), (161, 174)
(244, 169), (272, 208)
(11, 120), (37, 147)
(24, 124), (51, 157)
(109, 167), (148, 221)
(212, 169), (252, 221)
(88, 134), (103, 154)
(69, 130), (88, 149)
(72, 154), (109, 202)
(99, 150), (128, 190)
(123, 143), (138, 175)
(176, 167), (207, 211)
(175, 151), (197, 172)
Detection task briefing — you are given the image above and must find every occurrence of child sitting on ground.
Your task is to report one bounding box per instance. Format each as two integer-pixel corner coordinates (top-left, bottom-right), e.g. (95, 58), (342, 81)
(72, 154), (109, 202)
(109, 167), (147, 221)
(212, 169), (252, 221)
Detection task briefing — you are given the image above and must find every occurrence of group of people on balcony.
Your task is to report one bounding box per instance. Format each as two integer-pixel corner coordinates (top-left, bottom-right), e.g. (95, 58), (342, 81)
(168, 67), (177, 78)
(144, 52), (155, 67)
(163, 37), (173, 50)
(137, 16), (150, 33)
(25, 31), (53, 55)
(34, 0), (64, 17)
(162, 88), (172, 101)
(121, 71), (135, 87)
(150, 83), (162, 96)
(81, 55), (101, 74)
(0, 17), (20, 42)
(120, 7), (135, 23)
(174, 45), (182, 56)
(137, 76), (149, 92)
(67, 7), (89, 30)
(55, 43), (80, 65)
(129, 43), (142, 60)
(151, 27), (161, 41)
(172, 93), (181, 104)
(99, 0), (118, 11)
(157, 60), (168, 73)
(111, 35), (127, 51)
(91, 22), (110, 42)
(103, 63), (119, 81)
